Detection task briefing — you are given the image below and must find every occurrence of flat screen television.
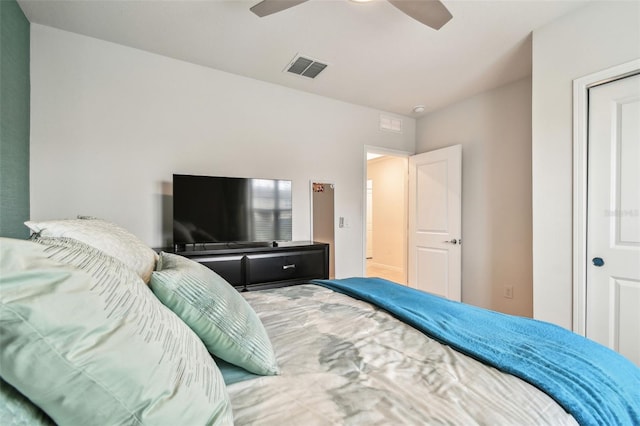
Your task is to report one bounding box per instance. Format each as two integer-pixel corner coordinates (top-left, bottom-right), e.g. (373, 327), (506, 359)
(173, 174), (292, 248)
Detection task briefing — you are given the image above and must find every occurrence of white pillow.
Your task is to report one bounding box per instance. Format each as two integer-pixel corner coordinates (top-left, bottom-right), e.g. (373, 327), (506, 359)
(24, 217), (157, 283)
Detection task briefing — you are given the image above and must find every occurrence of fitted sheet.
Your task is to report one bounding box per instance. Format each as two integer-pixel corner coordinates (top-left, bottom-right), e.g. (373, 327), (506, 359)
(228, 284), (577, 425)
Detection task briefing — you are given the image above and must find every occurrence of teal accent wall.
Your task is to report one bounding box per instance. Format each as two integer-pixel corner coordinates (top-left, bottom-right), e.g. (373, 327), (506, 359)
(0, 0), (30, 239)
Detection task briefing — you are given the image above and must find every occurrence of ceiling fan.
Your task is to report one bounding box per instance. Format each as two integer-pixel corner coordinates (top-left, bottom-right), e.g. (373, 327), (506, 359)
(250, 0), (453, 31)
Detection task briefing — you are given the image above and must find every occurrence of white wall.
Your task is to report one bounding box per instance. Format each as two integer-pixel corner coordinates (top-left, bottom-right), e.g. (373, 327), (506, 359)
(532, 1), (640, 329)
(29, 24), (415, 278)
(416, 77), (533, 316)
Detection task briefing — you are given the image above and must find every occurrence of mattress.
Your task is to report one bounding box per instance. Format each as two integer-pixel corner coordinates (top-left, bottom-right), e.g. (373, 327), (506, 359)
(227, 284), (577, 425)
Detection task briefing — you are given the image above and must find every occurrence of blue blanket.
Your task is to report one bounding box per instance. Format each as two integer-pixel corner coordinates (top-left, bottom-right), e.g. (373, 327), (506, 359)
(311, 277), (640, 426)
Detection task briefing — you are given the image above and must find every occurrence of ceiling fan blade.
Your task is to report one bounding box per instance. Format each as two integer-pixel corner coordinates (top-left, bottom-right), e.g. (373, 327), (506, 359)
(250, 0), (309, 17)
(388, 0), (452, 30)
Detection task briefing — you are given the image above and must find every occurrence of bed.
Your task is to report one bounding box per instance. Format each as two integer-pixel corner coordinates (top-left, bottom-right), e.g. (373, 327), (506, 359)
(1, 218), (638, 426)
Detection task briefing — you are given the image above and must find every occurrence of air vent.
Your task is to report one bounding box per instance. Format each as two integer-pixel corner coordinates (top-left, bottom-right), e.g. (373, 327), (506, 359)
(379, 115), (403, 134)
(285, 55), (328, 79)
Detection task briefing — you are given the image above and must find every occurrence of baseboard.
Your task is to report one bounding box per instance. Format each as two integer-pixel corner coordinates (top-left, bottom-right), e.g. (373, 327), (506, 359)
(366, 261), (403, 273)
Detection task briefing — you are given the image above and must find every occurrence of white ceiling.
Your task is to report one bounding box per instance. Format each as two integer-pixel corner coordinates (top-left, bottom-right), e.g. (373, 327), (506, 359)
(17, 0), (590, 117)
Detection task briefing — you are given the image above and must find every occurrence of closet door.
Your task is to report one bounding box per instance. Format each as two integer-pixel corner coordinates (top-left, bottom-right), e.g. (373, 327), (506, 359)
(586, 73), (640, 366)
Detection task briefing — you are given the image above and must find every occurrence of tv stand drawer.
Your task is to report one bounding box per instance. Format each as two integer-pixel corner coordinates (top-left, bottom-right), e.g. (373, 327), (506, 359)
(246, 250), (326, 285)
(195, 254), (244, 286)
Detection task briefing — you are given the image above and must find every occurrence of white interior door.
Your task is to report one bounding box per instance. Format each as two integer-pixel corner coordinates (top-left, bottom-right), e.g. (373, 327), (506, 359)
(408, 145), (461, 301)
(586, 73), (640, 366)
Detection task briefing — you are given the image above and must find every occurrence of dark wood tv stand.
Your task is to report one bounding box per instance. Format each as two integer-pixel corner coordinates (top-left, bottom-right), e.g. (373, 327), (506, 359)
(165, 241), (329, 291)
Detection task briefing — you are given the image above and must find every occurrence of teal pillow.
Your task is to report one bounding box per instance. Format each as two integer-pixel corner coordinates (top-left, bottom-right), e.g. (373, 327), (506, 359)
(150, 252), (279, 376)
(0, 237), (233, 425)
(0, 378), (54, 426)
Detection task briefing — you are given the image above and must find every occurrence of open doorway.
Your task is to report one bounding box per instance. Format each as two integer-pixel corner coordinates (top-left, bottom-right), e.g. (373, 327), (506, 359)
(311, 181), (335, 279)
(365, 149), (409, 285)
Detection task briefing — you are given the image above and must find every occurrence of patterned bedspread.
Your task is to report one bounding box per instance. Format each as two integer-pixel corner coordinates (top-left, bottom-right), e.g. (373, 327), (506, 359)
(227, 284), (577, 425)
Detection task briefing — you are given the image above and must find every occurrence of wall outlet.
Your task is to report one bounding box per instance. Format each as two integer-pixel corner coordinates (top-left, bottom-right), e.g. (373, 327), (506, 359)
(504, 285), (514, 299)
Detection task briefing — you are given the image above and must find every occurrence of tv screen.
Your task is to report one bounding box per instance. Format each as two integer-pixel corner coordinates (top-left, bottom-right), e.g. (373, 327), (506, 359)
(173, 174), (292, 247)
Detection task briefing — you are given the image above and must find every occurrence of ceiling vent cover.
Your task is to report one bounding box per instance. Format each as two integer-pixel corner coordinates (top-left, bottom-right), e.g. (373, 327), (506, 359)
(285, 55), (327, 79)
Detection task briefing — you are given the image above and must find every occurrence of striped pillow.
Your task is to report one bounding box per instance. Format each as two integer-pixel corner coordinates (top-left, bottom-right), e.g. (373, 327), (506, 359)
(150, 252), (279, 376)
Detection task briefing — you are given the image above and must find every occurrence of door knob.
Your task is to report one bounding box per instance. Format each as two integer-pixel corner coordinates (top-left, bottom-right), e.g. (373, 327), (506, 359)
(444, 239), (458, 244)
(592, 257), (605, 267)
